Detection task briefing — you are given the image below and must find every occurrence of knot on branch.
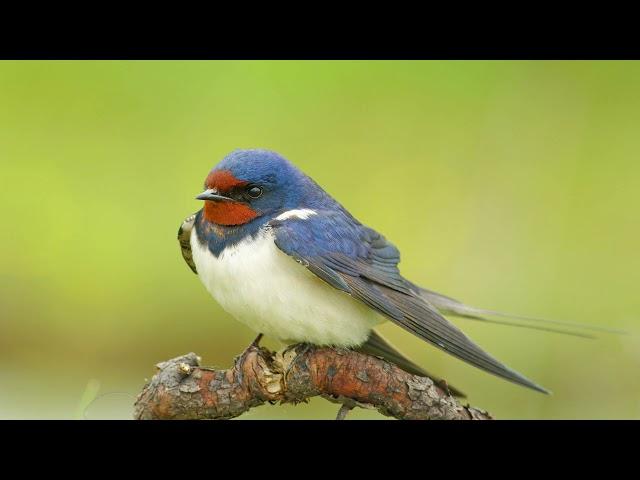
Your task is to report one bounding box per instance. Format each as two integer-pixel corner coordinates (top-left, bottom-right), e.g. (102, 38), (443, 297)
(133, 345), (492, 420)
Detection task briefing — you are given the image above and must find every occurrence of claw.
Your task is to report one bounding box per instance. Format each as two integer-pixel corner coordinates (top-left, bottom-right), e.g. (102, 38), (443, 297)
(283, 343), (312, 379)
(234, 333), (264, 384)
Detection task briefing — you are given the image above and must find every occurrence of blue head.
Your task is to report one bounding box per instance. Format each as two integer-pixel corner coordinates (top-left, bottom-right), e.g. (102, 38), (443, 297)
(196, 149), (332, 226)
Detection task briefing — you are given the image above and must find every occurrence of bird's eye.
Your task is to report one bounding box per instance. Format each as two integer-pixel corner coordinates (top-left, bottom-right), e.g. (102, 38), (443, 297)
(246, 186), (263, 198)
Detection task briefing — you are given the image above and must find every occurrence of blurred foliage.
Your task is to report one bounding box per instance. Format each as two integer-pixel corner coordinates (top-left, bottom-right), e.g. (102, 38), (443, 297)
(0, 61), (638, 419)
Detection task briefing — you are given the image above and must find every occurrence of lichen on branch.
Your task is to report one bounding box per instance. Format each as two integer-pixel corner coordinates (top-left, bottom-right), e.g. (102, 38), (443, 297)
(133, 345), (492, 420)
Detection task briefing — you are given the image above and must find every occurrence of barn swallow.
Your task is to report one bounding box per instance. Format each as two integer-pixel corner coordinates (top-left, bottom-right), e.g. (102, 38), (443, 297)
(178, 149), (618, 395)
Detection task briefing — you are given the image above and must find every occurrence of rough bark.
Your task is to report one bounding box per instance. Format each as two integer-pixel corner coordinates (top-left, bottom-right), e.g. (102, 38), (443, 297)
(133, 344), (492, 420)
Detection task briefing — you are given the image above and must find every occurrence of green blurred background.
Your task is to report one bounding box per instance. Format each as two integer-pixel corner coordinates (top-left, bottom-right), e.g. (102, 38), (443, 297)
(0, 61), (638, 419)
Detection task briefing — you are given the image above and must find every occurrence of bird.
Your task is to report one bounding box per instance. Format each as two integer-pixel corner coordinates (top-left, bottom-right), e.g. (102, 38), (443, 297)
(178, 149), (619, 396)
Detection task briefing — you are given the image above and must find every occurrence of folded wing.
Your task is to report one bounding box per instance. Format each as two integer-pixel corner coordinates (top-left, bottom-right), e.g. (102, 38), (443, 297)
(270, 210), (549, 394)
(178, 212), (199, 274)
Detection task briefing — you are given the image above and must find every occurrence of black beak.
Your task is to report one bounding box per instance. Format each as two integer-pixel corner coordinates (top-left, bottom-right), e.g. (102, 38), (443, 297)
(196, 189), (234, 202)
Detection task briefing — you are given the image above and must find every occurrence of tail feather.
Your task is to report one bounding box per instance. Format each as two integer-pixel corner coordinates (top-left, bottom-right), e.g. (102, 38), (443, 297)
(415, 286), (627, 336)
(468, 317), (595, 338)
(377, 284), (551, 394)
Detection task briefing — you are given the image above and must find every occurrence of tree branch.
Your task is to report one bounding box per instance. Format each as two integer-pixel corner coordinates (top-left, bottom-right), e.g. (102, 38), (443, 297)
(133, 344), (492, 420)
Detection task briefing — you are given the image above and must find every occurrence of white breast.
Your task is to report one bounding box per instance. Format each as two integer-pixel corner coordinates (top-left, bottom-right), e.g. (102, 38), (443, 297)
(190, 224), (383, 347)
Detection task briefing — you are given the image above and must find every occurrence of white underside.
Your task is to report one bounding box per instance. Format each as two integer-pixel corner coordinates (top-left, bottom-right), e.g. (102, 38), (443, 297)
(190, 222), (384, 347)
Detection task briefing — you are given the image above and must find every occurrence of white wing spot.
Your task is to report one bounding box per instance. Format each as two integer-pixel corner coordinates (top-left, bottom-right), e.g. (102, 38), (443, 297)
(275, 209), (317, 221)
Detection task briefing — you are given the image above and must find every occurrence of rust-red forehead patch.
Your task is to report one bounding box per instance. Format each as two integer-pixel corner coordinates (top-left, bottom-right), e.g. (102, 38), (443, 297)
(205, 169), (247, 192)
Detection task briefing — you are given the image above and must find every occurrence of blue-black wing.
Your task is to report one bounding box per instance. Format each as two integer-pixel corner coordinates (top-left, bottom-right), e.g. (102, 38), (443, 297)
(269, 210), (548, 394)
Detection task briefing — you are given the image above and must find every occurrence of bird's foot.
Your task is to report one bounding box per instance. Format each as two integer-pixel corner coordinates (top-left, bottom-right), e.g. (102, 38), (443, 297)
(249, 333), (263, 348)
(233, 333), (264, 384)
(281, 341), (313, 359)
(282, 342), (314, 379)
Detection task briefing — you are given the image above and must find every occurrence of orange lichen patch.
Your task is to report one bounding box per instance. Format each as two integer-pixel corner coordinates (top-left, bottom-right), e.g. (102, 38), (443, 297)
(204, 200), (258, 226)
(206, 169), (247, 192)
(306, 348), (393, 401)
(152, 386), (174, 419)
(195, 370), (218, 407)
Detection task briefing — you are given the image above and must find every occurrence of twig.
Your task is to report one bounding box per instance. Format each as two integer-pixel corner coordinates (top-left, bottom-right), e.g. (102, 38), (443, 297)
(133, 344), (492, 420)
(335, 403), (353, 420)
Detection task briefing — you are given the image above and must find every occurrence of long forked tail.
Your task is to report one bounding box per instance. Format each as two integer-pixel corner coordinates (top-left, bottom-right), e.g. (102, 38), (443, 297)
(414, 285), (627, 337)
